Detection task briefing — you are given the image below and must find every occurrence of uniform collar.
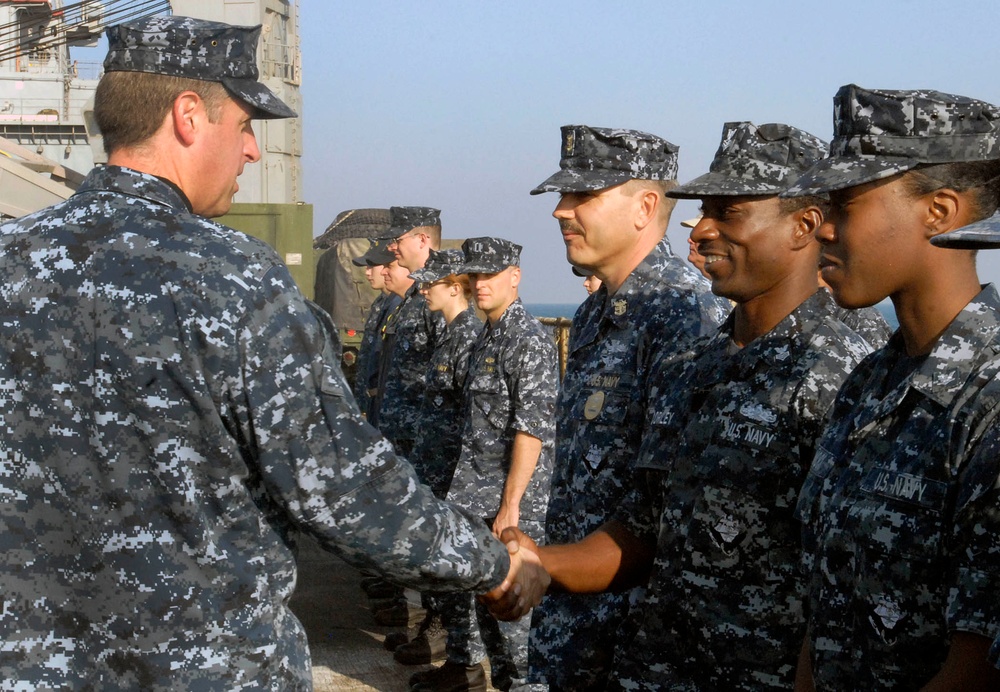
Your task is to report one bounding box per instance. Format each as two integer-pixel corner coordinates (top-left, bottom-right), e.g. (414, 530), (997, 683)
(891, 284), (1000, 406)
(485, 297), (526, 336)
(77, 165), (194, 213)
(588, 237), (677, 332)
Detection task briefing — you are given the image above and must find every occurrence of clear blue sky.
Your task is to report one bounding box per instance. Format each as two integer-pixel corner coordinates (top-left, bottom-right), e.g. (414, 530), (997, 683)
(304, 2), (1000, 303)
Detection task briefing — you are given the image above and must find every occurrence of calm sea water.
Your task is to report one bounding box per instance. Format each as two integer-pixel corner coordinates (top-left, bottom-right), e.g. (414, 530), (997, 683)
(529, 300), (899, 329)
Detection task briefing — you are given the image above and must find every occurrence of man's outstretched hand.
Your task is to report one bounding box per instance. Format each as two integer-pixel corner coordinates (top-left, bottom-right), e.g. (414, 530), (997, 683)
(478, 527), (549, 620)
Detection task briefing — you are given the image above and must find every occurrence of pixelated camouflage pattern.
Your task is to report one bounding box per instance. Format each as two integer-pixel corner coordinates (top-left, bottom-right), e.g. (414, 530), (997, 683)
(448, 299), (557, 524)
(389, 206), (441, 236)
(931, 211), (1000, 249)
(354, 291), (401, 419)
(527, 238), (730, 690)
(669, 122), (827, 198)
(410, 307), (482, 498)
(456, 236), (523, 274)
(785, 84), (1000, 196)
(0, 166), (509, 690)
(104, 15), (296, 119)
(829, 295), (894, 349)
(612, 290), (871, 690)
(531, 125), (679, 195)
(797, 285), (1000, 689)
(377, 284), (445, 458)
(409, 248), (467, 284)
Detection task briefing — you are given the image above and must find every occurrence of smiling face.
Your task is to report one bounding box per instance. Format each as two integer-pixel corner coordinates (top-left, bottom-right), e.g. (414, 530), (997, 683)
(381, 260), (414, 297)
(691, 195), (800, 304)
(816, 175), (928, 309)
(191, 96), (260, 218)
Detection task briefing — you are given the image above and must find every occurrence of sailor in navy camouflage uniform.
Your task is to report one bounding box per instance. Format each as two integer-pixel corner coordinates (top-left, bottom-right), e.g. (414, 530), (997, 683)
(353, 239), (401, 420)
(788, 85), (1000, 690)
(0, 16), (544, 691)
(438, 238), (558, 692)
(523, 125), (730, 691)
(497, 121), (872, 690)
(378, 206), (446, 458)
(409, 249), (483, 499)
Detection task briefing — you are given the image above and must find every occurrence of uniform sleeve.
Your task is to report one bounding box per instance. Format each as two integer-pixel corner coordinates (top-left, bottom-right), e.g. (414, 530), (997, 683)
(234, 265), (509, 592)
(505, 330), (558, 441)
(614, 469), (662, 542)
(946, 417), (1000, 638)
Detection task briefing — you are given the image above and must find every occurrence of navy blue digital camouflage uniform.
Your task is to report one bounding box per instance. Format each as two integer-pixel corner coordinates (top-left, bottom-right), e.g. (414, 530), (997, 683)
(0, 165), (510, 691)
(410, 305), (482, 498)
(527, 237), (729, 690)
(377, 283), (445, 458)
(797, 286), (1000, 689)
(448, 277), (558, 689)
(612, 290), (870, 689)
(355, 290), (400, 420)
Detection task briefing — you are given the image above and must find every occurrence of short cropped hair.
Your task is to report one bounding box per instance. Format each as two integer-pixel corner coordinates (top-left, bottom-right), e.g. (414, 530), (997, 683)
(94, 71), (230, 155)
(779, 194), (830, 217)
(623, 178), (679, 226)
(903, 159), (1000, 224)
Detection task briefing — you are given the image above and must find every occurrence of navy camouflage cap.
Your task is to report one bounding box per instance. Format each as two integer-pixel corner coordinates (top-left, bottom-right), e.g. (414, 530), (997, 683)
(784, 84), (1000, 196)
(351, 238), (395, 267)
(930, 213), (1000, 249)
(103, 15), (296, 119)
(530, 125), (679, 195)
(409, 249), (466, 282)
(669, 122), (827, 198)
(389, 206), (442, 236)
(457, 237), (522, 273)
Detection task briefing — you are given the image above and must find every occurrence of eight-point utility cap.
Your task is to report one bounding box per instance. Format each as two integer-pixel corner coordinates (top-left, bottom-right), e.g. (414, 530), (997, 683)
(409, 248), (466, 282)
(531, 125), (679, 195)
(103, 15), (297, 119)
(351, 238), (395, 267)
(389, 206), (442, 236)
(457, 237), (522, 274)
(784, 84), (1000, 196)
(670, 122), (827, 198)
(931, 213), (1000, 249)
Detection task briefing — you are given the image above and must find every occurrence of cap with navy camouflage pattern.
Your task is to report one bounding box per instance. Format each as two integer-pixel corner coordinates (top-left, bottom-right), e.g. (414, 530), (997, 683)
(457, 237), (522, 274)
(670, 122), (827, 198)
(531, 125), (679, 195)
(389, 207), (442, 236)
(409, 248), (466, 282)
(784, 84), (1000, 196)
(104, 15), (296, 119)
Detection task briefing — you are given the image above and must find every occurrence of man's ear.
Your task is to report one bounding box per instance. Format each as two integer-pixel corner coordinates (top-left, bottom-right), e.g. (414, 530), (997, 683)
(634, 188), (660, 230)
(791, 206), (823, 249)
(172, 91), (203, 147)
(510, 266), (522, 289)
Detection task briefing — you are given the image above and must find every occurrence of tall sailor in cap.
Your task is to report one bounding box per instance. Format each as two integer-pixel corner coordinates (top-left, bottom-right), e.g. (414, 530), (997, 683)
(498, 121), (873, 689)
(786, 85), (1000, 690)
(423, 238), (558, 692)
(0, 15), (545, 689)
(524, 125), (729, 690)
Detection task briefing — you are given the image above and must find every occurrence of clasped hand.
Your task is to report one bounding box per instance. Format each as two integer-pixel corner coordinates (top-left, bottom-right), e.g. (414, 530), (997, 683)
(478, 527), (550, 621)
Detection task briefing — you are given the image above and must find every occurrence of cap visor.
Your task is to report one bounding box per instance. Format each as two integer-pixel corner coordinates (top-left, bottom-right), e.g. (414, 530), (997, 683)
(669, 171), (786, 199)
(223, 78), (297, 119)
(781, 156), (917, 197)
(931, 214), (1000, 249)
(529, 169), (632, 195)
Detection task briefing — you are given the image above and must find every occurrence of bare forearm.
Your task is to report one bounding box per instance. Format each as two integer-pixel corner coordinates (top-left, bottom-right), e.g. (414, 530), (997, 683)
(503, 431), (542, 508)
(919, 632), (1000, 692)
(540, 520), (654, 593)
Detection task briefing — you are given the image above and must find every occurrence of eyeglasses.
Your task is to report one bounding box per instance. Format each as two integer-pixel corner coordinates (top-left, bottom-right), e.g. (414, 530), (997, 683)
(419, 280), (449, 291)
(389, 231), (422, 247)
